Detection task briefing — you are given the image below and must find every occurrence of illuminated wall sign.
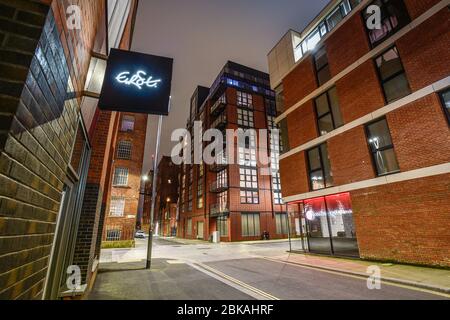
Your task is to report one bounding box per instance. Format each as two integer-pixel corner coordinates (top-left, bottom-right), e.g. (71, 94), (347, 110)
(99, 49), (173, 115)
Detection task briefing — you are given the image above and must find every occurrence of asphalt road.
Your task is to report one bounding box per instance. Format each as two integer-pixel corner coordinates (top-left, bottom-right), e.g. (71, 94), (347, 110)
(94, 237), (448, 300)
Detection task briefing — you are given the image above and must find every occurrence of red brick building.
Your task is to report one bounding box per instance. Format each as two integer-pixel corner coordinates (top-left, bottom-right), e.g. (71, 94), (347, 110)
(102, 113), (148, 243)
(268, 0), (450, 266)
(0, 0), (139, 299)
(178, 62), (289, 242)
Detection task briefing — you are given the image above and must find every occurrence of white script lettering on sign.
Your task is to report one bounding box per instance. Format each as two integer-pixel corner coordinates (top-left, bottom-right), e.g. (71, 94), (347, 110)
(115, 71), (162, 90)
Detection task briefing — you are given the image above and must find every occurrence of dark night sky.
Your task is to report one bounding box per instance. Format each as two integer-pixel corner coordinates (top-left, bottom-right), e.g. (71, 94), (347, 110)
(132, 0), (329, 173)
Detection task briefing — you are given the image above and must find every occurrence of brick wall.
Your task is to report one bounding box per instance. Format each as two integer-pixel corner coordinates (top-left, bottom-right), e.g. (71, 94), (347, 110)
(397, 8), (450, 92)
(352, 174), (450, 267)
(0, 0), (101, 299)
(404, 0), (441, 19)
(286, 100), (318, 148)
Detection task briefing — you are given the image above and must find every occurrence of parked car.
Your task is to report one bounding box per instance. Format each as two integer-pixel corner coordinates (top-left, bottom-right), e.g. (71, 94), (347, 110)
(135, 230), (146, 239)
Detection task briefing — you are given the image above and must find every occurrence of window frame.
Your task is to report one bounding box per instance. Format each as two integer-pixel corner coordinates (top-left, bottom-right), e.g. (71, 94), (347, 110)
(110, 196), (126, 217)
(306, 143), (334, 191)
(374, 46), (411, 104)
(439, 89), (450, 126)
(237, 108), (255, 128)
(314, 87), (343, 136)
(241, 212), (261, 237)
(275, 213), (289, 235)
(237, 91), (253, 109)
(120, 115), (135, 132)
(364, 117), (400, 177)
(113, 167), (129, 187)
(116, 140), (132, 160)
(313, 46), (331, 87)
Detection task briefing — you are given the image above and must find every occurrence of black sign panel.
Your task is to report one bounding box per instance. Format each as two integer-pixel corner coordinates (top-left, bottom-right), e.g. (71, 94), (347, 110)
(98, 49), (173, 115)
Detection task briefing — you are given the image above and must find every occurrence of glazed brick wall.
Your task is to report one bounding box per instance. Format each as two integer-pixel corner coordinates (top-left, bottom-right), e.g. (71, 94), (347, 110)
(0, 0), (102, 300)
(352, 174), (450, 267)
(328, 127), (375, 186)
(326, 13), (370, 77)
(404, 0), (442, 19)
(282, 56), (317, 110)
(336, 61), (386, 124)
(279, 152), (309, 197)
(387, 93), (450, 172)
(286, 100), (318, 148)
(397, 8), (450, 92)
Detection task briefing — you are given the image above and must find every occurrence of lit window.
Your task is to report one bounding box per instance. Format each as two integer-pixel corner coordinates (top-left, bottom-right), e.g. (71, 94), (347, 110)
(113, 167), (129, 186)
(110, 197), (125, 216)
(365, 118), (400, 176)
(240, 168), (258, 190)
(314, 47), (331, 86)
(237, 91), (253, 108)
(237, 108), (254, 128)
(117, 141), (132, 159)
(307, 144), (334, 191)
(121, 115), (135, 132)
(315, 87), (344, 136)
(186, 218), (192, 236)
(217, 216), (228, 237)
(363, 0), (410, 48)
(375, 46), (411, 103)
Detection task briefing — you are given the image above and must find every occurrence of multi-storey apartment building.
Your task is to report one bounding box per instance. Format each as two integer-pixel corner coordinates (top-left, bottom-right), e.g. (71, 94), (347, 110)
(268, 0), (450, 266)
(0, 0), (139, 299)
(102, 113), (147, 243)
(178, 62), (289, 242)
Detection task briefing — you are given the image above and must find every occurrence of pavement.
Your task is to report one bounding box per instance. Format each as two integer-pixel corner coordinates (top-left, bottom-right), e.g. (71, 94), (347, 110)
(90, 237), (450, 300)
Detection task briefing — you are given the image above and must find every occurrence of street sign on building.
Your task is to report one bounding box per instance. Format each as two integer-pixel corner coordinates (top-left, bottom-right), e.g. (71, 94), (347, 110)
(99, 49), (173, 115)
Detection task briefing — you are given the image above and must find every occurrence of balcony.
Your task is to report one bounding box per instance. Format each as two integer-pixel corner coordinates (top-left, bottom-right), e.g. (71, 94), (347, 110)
(211, 112), (227, 129)
(210, 203), (229, 218)
(210, 180), (228, 193)
(211, 96), (227, 116)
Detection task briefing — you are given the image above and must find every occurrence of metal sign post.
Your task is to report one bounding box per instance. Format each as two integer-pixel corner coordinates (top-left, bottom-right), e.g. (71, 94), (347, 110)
(146, 114), (164, 269)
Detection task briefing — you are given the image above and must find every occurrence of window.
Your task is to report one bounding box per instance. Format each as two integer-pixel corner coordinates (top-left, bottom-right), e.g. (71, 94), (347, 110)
(375, 47), (411, 103)
(315, 87), (344, 136)
(217, 216), (228, 237)
(117, 141), (132, 160)
(314, 47), (331, 86)
(240, 168), (258, 190)
(279, 118), (290, 154)
(273, 173), (283, 205)
(365, 118), (400, 176)
(440, 90), (450, 125)
(240, 190), (259, 204)
(106, 229), (121, 241)
(197, 173), (204, 209)
(186, 218), (192, 236)
(110, 196), (125, 217)
(241, 213), (260, 237)
(238, 147), (257, 167)
(113, 167), (129, 186)
(121, 115), (135, 132)
(237, 91), (253, 108)
(188, 183), (193, 212)
(307, 144), (334, 191)
(276, 213), (289, 235)
(237, 108), (254, 128)
(363, 0), (410, 48)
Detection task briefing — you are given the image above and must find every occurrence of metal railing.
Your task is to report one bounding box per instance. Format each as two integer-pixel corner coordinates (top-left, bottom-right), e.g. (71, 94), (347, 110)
(210, 203), (230, 217)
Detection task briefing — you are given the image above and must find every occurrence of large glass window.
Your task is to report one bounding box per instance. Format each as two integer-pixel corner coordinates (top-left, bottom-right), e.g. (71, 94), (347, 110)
(241, 213), (261, 237)
(276, 213), (289, 235)
(314, 47), (331, 86)
(117, 141), (132, 160)
(375, 46), (411, 103)
(315, 87), (344, 136)
(304, 193), (358, 257)
(366, 118), (400, 176)
(363, 0), (410, 48)
(237, 91), (253, 108)
(307, 144), (334, 191)
(106, 229), (121, 241)
(110, 196), (125, 217)
(237, 108), (255, 128)
(439, 89), (450, 125)
(186, 218), (192, 236)
(113, 167), (129, 186)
